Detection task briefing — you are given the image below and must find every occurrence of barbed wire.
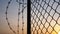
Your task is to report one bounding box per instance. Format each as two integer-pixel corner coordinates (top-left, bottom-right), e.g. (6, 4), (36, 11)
(17, 0), (20, 34)
(5, 0), (16, 34)
(5, 0), (60, 34)
(22, 0), (24, 34)
(5, 0), (27, 34)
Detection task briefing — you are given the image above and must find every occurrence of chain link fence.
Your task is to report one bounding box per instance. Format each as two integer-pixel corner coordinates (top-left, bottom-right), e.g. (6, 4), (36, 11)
(31, 0), (60, 34)
(5, 0), (60, 34)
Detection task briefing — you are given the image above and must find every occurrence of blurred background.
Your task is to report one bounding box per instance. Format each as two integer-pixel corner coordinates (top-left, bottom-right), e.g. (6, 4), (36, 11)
(0, 0), (60, 34)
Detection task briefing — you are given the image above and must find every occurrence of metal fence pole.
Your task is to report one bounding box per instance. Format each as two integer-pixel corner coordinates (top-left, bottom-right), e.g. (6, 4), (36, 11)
(27, 0), (31, 34)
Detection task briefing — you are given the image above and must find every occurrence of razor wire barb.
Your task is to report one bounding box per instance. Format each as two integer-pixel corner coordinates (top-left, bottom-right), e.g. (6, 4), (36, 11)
(5, 0), (60, 34)
(31, 0), (60, 34)
(5, 0), (16, 34)
(5, 0), (27, 34)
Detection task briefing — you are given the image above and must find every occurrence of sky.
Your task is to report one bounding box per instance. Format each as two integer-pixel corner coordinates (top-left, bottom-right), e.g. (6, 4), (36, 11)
(0, 0), (27, 34)
(0, 0), (60, 34)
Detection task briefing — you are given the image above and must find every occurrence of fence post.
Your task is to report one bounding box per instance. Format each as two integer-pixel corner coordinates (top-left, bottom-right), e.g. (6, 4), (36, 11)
(27, 0), (31, 34)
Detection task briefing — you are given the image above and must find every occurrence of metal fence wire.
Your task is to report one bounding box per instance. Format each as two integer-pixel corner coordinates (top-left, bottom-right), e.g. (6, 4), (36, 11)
(5, 0), (60, 34)
(31, 0), (60, 34)
(5, 0), (27, 34)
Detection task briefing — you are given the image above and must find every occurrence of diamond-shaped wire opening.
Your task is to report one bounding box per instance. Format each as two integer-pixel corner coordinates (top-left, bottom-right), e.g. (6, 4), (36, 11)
(31, 0), (60, 34)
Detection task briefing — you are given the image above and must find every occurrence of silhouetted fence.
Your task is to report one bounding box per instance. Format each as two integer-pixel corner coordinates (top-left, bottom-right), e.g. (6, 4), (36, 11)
(5, 0), (60, 34)
(31, 0), (60, 34)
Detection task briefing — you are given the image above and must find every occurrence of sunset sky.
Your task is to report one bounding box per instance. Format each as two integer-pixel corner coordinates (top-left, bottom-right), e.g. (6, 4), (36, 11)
(0, 0), (27, 34)
(0, 0), (60, 34)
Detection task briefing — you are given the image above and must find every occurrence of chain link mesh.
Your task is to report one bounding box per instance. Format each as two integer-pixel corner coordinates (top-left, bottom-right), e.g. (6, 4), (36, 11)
(5, 0), (60, 34)
(31, 0), (60, 34)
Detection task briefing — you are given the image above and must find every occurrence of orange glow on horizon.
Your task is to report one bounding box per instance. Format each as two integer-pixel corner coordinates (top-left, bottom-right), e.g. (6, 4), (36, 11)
(58, 31), (60, 34)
